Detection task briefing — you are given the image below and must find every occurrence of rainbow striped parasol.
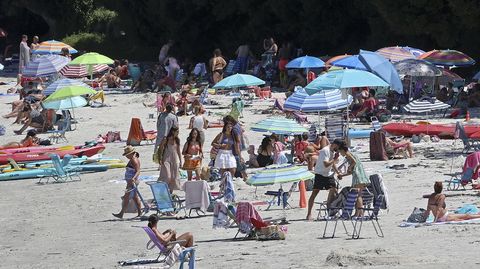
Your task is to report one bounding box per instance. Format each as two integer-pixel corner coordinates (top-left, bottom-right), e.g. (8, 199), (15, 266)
(419, 49), (475, 67)
(376, 46), (420, 62)
(32, 40), (78, 55)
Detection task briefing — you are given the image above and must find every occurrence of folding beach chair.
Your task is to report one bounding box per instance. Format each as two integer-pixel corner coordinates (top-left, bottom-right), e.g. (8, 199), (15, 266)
(48, 110), (72, 143)
(455, 122), (480, 153)
(444, 167), (476, 191)
(184, 180), (209, 217)
(38, 154), (81, 183)
(233, 201), (286, 239)
(353, 194), (385, 239)
(146, 182), (186, 217)
(322, 188), (359, 239)
(325, 113), (347, 143)
(264, 182), (298, 210)
(118, 226), (195, 267)
(126, 118), (157, 146)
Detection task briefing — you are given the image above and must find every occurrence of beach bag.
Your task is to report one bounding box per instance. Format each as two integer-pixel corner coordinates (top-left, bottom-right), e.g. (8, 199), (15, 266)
(369, 131), (388, 161)
(369, 174), (389, 210)
(407, 207), (427, 223)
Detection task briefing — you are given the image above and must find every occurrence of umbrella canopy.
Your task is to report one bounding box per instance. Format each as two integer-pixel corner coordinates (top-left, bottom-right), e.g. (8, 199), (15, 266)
(325, 54), (350, 67)
(251, 118), (308, 135)
(394, 59), (442, 77)
(358, 49), (403, 94)
(305, 69), (389, 95)
(32, 40), (78, 55)
(69, 52), (114, 65)
(42, 96), (87, 110)
(284, 87), (353, 112)
(331, 55), (368, 70)
(246, 164), (314, 186)
(43, 78), (91, 96)
(43, 85), (96, 102)
(22, 55), (70, 77)
(376, 46), (417, 62)
(286, 56), (325, 69)
(59, 64), (109, 78)
(438, 68), (463, 86)
(419, 49), (475, 67)
(403, 98), (450, 113)
(402, 46), (425, 58)
(213, 74), (265, 89)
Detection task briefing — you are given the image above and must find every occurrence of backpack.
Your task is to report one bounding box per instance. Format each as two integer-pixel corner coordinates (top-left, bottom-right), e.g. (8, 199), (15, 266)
(369, 131), (388, 161)
(369, 174), (389, 210)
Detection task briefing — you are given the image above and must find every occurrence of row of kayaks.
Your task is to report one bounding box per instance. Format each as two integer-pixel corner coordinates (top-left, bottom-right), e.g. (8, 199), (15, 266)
(382, 122), (480, 138)
(0, 144), (126, 181)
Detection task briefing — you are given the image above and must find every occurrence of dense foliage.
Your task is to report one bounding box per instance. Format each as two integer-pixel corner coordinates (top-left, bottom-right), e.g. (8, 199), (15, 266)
(1, 0), (479, 64)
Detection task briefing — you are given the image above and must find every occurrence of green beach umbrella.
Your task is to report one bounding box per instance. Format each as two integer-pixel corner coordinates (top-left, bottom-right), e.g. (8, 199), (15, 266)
(246, 164), (314, 186)
(69, 52), (114, 65)
(44, 85), (96, 102)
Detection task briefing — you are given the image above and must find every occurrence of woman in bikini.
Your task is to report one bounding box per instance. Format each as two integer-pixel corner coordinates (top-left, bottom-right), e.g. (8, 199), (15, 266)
(426, 182), (480, 222)
(210, 49), (227, 84)
(148, 214), (194, 247)
(182, 128), (203, 181)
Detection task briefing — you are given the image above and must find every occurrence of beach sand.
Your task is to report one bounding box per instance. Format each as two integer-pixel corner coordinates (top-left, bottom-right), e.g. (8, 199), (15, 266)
(1, 77), (480, 269)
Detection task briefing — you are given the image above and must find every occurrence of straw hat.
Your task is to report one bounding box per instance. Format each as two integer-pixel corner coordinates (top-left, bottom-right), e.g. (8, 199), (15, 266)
(123, 145), (137, 156)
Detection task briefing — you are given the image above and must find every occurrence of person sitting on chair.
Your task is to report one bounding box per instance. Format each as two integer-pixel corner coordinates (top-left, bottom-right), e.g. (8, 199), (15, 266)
(385, 136), (414, 158)
(14, 104), (47, 135)
(353, 88), (378, 120)
(147, 214), (194, 247)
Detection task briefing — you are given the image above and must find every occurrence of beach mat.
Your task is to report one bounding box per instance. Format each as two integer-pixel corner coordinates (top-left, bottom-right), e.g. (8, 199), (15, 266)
(399, 218), (480, 227)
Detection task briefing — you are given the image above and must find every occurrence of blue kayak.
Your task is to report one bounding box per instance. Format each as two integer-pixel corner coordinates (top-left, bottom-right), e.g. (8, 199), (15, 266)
(0, 164), (108, 181)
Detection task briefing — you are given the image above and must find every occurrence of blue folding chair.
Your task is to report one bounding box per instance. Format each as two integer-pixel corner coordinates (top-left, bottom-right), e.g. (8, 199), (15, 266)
(146, 182), (186, 217)
(353, 194), (385, 238)
(38, 154), (81, 183)
(322, 188), (359, 238)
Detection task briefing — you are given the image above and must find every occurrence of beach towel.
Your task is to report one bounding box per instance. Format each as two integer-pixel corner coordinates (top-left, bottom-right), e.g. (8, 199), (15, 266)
(399, 218), (480, 228)
(221, 172), (235, 203)
(212, 200), (230, 228)
(463, 151), (480, 180)
(236, 202), (263, 234)
(127, 118), (145, 146)
(184, 180), (210, 212)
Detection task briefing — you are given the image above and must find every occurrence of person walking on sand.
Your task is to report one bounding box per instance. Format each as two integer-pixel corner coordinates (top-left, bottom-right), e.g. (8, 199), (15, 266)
(19, 35), (30, 73)
(158, 126), (182, 192)
(306, 139), (342, 220)
(155, 103), (178, 156)
(113, 146), (143, 219)
(189, 106), (208, 146)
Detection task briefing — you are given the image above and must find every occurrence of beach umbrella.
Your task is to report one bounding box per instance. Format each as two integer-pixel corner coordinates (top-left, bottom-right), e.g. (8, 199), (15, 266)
(394, 59), (442, 77)
(438, 68), (463, 86)
(284, 87), (353, 112)
(213, 73), (265, 89)
(42, 96), (87, 110)
(325, 54), (350, 67)
(43, 78), (91, 96)
(31, 40), (78, 55)
(402, 46), (426, 58)
(403, 98), (450, 113)
(251, 118), (308, 135)
(286, 56), (325, 69)
(22, 55), (70, 77)
(60, 64), (109, 78)
(69, 52), (114, 65)
(305, 69), (389, 95)
(419, 49), (475, 67)
(358, 49), (403, 94)
(44, 85), (96, 102)
(246, 164), (314, 186)
(331, 55), (368, 70)
(376, 46), (418, 62)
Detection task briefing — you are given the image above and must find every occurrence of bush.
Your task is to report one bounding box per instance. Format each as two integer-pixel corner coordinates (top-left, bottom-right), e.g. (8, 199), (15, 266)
(86, 7), (118, 28)
(62, 32), (105, 52)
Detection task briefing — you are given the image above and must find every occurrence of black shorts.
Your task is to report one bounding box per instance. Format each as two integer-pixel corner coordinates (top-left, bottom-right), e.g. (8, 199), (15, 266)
(313, 174), (336, 190)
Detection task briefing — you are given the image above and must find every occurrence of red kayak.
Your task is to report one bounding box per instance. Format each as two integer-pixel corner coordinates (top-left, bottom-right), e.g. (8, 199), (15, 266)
(0, 144), (105, 164)
(382, 123), (417, 136)
(383, 122), (480, 138)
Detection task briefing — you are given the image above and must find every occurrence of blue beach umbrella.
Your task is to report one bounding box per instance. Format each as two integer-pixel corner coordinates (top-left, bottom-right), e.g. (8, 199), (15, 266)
(213, 74), (265, 89)
(305, 69), (389, 95)
(284, 87), (353, 112)
(358, 49), (403, 94)
(331, 55), (368, 70)
(251, 118), (308, 135)
(44, 78), (91, 96)
(286, 56), (325, 69)
(42, 96), (87, 110)
(246, 164), (314, 186)
(22, 55), (70, 77)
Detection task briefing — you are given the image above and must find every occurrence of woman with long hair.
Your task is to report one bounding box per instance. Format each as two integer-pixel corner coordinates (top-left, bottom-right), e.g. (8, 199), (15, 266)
(158, 126), (182, 192)
(182, 128), (203, 181)
(147, 214), (194, 247)
(211, 122), (237, 176)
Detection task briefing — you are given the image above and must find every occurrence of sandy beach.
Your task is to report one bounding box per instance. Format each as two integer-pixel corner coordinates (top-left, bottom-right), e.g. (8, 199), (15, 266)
(1, 76), (480, 269)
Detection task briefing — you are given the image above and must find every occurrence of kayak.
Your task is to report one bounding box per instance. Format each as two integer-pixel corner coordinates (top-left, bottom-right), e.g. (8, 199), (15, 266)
(349, 129), (374, 139)
(0, 164), (108, 181)
(0, 144), (83, 154)
(382, 122), (480, 138)
(0, 144), (105, 165)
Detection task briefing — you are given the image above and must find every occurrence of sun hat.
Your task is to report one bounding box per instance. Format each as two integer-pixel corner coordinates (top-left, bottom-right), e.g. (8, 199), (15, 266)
(123, 145), (137, 156)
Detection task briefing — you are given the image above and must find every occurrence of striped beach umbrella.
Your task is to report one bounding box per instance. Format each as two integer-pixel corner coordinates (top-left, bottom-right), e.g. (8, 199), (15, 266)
(419, 49), (475, 67)
(376, 46), (418, 62)
(22, 55), (70, 77)
(59, 64), (109, 78)
(394, 59), (442, 77)
(246, 164), (314, 186)
(31, 40), (78, 55)
(251, 118), (308, 135)
(284, 87), (353, 112)
(403, 98), (450, 113)
(43, 78), (92, 96)
(331, 55), (368, 70)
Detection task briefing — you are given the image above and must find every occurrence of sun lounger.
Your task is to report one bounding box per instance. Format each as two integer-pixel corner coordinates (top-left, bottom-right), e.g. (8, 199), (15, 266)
(48, 110), (72, 143)
(146, 181), (186, 217)
(38, 154), (81, 183)
(456, 122), (480, 153)
(184, 180), (210, 217)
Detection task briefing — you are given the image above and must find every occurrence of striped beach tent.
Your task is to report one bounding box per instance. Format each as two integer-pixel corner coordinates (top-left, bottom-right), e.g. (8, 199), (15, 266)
(419, 49), (475, 67)
(22, 55), (70, 77)
(246, 164), (314, 186)
(403, 98), (450, 113)
(59, 64), (109, 78)
(32, 40), (78, 55)
(284, 87), (352, 112)
(251, 118), (308, 135)
(43, 78), (92, 96)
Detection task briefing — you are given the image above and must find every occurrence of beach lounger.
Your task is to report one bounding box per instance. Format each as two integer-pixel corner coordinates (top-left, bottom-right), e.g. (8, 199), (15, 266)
(184, 180), (210, 217)
(264, 182), (298, 210)
(146, 181), (186, 217)
(322, 188), (359, 239)
(119, 226), (194, 267)
(325, 113), (347, 143)
(48, 110), (72, 143)
(353, 194), (385, 239)
(38, 154), (81, 183)
(444, 167), (475, 191)
(126, 118), (157, 146)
